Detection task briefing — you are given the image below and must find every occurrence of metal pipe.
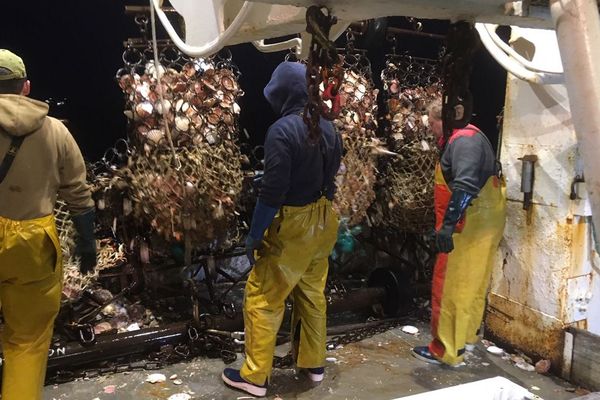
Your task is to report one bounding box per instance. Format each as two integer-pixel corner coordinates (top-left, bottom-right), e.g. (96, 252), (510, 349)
(550, 0), (600, 241)
(481, 23), (563, 74)
(47, 323), (189, 370)
(253, 38), (302, 54)
(125, 5), (178, 15)
(475, 23), (563, 84)
(150, 0), (255, 57)
(386, 26), (445, 40)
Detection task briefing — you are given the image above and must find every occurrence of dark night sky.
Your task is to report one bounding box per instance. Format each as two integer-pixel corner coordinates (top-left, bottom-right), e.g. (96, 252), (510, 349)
(0, 2), (506, 161)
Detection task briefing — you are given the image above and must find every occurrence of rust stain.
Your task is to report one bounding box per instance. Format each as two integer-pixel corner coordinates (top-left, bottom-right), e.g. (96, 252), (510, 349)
(486, 294), (564, 370)
(335, 338), (411, 370)
(137, 382), (171, 400)
(569, 217), (589, 276)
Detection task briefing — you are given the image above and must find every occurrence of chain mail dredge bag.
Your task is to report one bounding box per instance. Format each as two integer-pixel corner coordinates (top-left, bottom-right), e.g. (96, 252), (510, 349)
(370, 55), (441, 234)
(118, 50), (244, 250)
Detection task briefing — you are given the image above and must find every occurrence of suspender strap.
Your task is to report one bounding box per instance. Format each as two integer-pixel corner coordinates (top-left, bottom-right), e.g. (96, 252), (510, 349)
(0, 135), (27, 185)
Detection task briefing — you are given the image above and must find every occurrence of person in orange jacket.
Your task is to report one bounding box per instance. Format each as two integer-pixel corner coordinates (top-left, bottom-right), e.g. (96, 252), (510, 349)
(411, 99), (506, 366)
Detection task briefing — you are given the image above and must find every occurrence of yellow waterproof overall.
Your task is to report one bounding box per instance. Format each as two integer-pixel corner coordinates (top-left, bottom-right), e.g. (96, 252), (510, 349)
(429, 164), (506, 365)
(0, 214), (63, 400)
(241, 197), (339, 385)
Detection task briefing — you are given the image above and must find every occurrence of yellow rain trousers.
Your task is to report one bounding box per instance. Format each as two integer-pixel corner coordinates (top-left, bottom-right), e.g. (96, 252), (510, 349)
(0, 214), (63, 400)
(241, 197), (339, 385)
(429, 164), (506, 366)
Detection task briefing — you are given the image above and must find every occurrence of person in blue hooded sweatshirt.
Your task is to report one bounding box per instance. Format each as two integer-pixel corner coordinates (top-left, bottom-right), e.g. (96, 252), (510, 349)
(222, 62), (342, 397)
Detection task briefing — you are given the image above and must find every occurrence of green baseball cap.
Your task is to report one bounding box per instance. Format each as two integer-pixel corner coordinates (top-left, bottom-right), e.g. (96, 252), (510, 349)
(0, 50), (26, 81)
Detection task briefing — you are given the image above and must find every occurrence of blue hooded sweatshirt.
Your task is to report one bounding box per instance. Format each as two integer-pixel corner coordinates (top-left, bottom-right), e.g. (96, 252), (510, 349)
(259, 62), (343, 208)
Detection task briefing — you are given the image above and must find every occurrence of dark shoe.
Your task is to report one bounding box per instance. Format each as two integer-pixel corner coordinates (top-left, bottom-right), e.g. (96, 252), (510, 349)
(307, 367), (324, 382)
(221, 368), (267, 397)
(411, 346), (442, 365)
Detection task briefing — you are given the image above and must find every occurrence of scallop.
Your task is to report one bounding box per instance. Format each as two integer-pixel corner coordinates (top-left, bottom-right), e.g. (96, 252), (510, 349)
(172, 80), (187, 93)
(155, 99), (171, 115)
(145, 62), (165, 79)
(136, 84), (151, 99)
(119, 74), (134, 90)
(207, 112), (220, 125)
(135, 102), (154, 118)
(205, 132), (217, 145)
(182, 62), (197, 78)
(175, 116), (190, 132)
(146, 129), (164, 144)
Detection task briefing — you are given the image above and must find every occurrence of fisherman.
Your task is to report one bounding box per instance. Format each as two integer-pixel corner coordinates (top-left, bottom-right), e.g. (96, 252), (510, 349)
(411, 99), (506, 366)
(221, 61), (343, 397)
(0, 49), (96, 399)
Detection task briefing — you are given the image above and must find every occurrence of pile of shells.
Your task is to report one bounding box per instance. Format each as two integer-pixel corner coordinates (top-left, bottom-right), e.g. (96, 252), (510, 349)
(90, 291), (160, 335)
(119, 60), (242, 151)
(370, 71), (441, 233)
(119, 59), (245, 249)
(332, 67), (381, 226)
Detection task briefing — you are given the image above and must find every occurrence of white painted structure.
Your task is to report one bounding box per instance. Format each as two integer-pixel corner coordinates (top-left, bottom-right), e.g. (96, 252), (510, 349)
(486, 26), (600, 371)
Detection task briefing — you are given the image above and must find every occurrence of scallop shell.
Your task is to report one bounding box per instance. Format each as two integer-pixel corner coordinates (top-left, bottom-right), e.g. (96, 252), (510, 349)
(172, 80), (187, 93)
(221, 75), (236, 92)
(119, 74), (134, 90)
(135, 102), (154, 118)
(207, 112), (220, 126)
(175, 116), (190, 132)
(136, 84), (151, 99)
(146, 129), (164, 144)
(182, 62), (197, 79)
(205, 132), (217, 145)
(145, 62), (165, 79)
(175, 99), (184, 113)
(155, 99), (171, 115)
(222, 111), (234, 125)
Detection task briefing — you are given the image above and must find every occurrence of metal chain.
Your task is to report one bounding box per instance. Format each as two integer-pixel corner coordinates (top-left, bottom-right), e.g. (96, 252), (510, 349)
(304, 6), (344, 143)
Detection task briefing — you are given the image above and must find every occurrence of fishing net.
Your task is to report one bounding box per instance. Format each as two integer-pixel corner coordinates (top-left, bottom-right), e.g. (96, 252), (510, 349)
(116, 46), (245, 250)
(54, 200), (127, 301)
(333, 53), (382, 226)
(370, 56), (441, 233)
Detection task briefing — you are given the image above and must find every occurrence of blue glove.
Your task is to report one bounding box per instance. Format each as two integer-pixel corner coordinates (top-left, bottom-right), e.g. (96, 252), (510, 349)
(436, 189), (473, 253)
(72, 209), (97, 274)
(246, 199), (278, 265)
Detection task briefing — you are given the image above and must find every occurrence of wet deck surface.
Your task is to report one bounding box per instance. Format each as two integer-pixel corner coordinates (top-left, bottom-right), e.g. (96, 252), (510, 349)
(44, 322), (581, 400)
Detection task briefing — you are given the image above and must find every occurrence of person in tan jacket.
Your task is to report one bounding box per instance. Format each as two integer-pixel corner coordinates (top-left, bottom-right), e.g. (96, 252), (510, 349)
(0, 49), (96, 400)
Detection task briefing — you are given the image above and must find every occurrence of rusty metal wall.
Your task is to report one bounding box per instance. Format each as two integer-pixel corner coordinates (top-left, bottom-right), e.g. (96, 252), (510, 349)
(485, 27), (599, 370)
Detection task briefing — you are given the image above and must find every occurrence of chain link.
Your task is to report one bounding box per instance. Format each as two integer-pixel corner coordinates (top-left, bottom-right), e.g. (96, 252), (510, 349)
(304, 6), (344, 143)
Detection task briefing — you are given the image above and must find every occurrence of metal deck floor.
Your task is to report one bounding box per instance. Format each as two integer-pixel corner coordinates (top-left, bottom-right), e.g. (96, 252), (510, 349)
(44, 322), (582, 400)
